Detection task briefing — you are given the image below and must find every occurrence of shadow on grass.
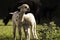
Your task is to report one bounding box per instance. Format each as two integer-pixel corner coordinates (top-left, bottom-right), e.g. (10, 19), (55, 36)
(0, 36), (39, 40)
(0, 37), (13, 40)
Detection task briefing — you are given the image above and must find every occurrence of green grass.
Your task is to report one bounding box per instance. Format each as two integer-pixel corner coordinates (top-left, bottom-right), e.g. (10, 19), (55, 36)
(0, 19), (60, 40)
(0, 19), (40, 40)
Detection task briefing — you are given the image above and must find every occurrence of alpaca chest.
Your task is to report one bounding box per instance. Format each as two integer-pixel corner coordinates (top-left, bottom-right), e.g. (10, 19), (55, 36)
(12, 13), (23, 24)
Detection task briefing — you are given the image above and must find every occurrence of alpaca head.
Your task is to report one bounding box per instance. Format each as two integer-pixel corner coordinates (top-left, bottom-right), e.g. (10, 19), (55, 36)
(18, 4), (30, 12)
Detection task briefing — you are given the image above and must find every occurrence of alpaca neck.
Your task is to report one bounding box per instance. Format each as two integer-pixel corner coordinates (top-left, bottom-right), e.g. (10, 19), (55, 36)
(19, 11), (25, 22)
(19, 10), (25, 17)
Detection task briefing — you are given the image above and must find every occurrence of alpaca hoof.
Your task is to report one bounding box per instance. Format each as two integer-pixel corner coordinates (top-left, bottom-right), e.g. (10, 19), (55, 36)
(36, 37), (38, 40)
(14, 38), (16, 40)
(33, 38), (39, 40)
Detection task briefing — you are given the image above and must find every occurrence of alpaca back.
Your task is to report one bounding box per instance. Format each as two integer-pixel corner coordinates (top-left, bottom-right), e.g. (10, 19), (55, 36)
(24, 13), (36, 23)
(24, 13), (36, 24)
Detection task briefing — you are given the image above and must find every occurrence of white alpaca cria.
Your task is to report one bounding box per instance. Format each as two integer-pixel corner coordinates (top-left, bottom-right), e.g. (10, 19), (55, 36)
(10, 4), (38, 40)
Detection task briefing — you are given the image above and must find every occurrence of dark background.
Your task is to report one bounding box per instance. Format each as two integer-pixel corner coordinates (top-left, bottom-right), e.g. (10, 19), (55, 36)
(0, 0), (20, 18)
(0, 0), (60, 18)
(0, 0), (60, 26)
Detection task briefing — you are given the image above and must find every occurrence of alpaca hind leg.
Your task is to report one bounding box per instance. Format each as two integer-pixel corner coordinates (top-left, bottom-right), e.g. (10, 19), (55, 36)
(31, 23), (38, 39)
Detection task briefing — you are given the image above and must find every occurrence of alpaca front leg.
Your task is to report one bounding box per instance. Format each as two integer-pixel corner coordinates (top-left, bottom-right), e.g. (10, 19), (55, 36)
(13, 23), (16, 40)
(27, 27), (30, 40)
(18, 25), (22, 40)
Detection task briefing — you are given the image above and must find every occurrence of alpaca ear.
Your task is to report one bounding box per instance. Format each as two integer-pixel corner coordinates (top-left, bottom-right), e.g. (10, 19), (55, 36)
(18, 6), (22, 9)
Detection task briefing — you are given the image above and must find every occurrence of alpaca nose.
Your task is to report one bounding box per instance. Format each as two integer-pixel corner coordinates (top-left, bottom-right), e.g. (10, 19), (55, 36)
(27, 8), (30, 11)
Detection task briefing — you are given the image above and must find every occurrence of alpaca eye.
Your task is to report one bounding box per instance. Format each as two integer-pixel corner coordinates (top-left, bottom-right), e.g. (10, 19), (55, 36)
(25, 6), (27, 8)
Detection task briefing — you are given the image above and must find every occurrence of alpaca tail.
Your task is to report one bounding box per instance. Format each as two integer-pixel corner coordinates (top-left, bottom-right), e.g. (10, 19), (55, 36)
(9, 13), (14, 14)
(9, 11), (19, 14)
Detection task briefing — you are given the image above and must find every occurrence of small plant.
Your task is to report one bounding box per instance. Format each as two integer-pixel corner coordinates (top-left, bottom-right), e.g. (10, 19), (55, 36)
(37, 21), (60, 40)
